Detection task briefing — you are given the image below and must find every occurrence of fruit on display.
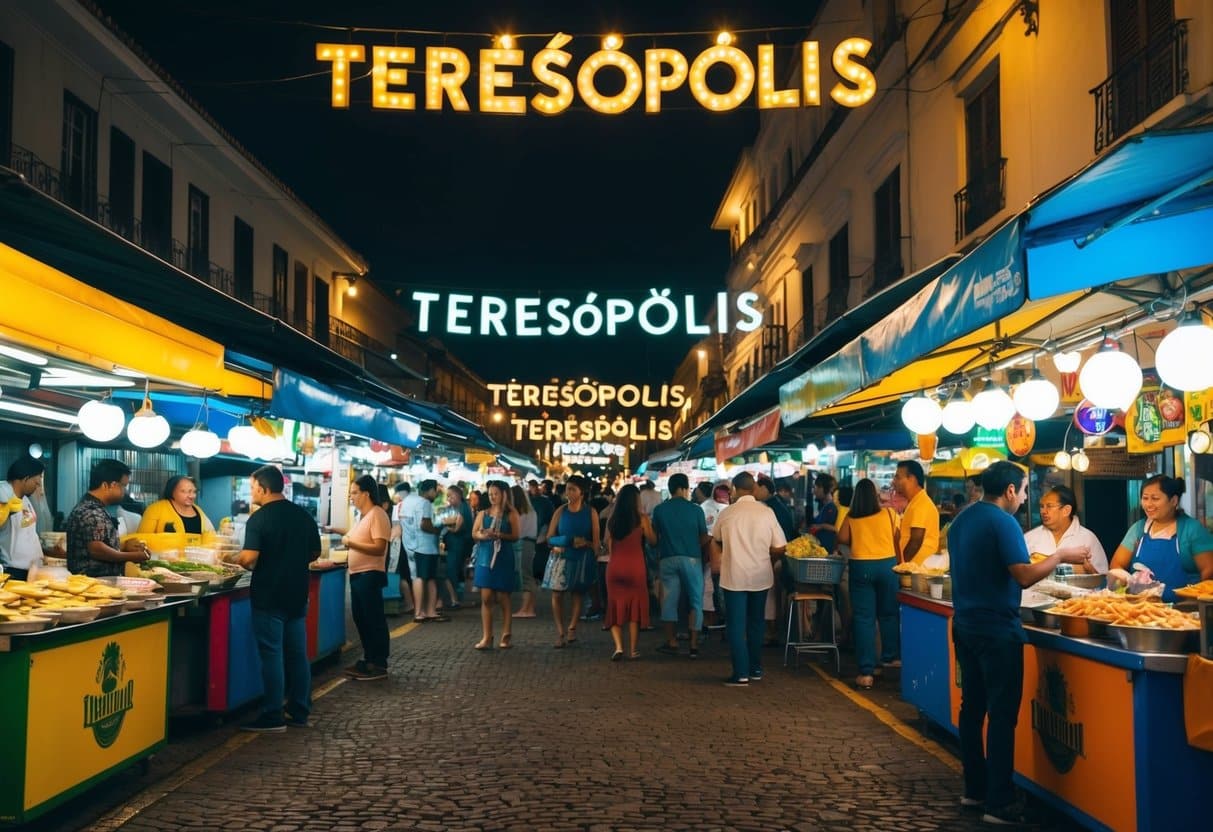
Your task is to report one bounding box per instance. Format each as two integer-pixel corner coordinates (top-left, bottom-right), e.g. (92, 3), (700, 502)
(786, 534), (830, 559)
(0, 574), (126, 617)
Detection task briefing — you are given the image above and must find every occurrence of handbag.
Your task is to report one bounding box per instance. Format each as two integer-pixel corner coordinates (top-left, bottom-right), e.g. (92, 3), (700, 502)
(567, 548), (597, 592)
(542, 549), (566, 590)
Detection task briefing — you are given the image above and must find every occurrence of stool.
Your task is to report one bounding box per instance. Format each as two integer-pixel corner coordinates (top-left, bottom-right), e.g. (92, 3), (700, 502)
(784, 591), (839, 673)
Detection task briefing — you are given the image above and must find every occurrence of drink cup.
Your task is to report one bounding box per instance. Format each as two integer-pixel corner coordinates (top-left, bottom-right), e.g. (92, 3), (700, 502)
(929, 580), (944, 600)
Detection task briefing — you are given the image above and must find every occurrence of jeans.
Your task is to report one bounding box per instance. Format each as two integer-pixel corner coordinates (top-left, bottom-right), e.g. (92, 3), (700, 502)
(848, 557), (900, 675)
(659, 556), (704, 629)
(722, 588), (768, 681)
(251, 607), (310, 719)
(953, 631), (1025, 810)
(350, 570), (390, 667)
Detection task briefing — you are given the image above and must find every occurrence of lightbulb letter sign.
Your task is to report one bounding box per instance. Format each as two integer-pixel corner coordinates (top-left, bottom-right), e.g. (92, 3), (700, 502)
(318, 35), (877, 115)
(490, 381), (685, 443)
(413, 290), (762, 337)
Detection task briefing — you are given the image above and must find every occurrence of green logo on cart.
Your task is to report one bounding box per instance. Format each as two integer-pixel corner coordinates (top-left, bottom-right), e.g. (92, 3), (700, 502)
(1031, 664), (1084, 773)
(83, 641), (134, 749)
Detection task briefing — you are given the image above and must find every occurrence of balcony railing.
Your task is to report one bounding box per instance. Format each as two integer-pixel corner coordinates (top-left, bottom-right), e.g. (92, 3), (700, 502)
(954, 157), (1007, 242)
(1091, 20), (1189, 153)
(329, 317), (390, 367)
(760, 322), (788, 371)
(10, 144), (62, 202)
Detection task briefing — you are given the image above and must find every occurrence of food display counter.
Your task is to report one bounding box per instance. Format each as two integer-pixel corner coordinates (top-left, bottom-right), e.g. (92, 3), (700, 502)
(169, 564), (347, 714)
(899, 590), (1213, 831)
(0, 601), (193, 827)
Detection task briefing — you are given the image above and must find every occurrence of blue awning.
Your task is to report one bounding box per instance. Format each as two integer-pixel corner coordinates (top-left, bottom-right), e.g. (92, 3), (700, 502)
(271, 369), (422, 448)
(111, 390), (256, 437)
(1023, 125), (1213, 298)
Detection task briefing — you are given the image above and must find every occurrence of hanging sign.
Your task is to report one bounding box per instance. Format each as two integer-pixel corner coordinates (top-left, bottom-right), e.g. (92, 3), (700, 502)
(491, 382), (684, 443)
(1005, 415), (1037, 457)
(317, 35), (877, 115)
(972, 427), (1010, 453)
(1125, 370), (1185, 454)
(1185, 388), (1213, 432)
(1073, 400), (1115, 436)
(412, 290), (762, 338)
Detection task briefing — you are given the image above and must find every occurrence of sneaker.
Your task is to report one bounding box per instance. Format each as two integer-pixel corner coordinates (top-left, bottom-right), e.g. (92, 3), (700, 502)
(350, 663), (388, 681)
(343, 660), (368, 678)
(240, 712), (286, 733)
(750, 669), (764, 682)
(284, 711), (310, 728)
(723, 677), (750, 687)
(981, 802), (1032, 826)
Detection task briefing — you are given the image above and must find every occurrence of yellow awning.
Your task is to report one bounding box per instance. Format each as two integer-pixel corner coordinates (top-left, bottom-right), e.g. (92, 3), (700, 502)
(0, 242), (267, 398)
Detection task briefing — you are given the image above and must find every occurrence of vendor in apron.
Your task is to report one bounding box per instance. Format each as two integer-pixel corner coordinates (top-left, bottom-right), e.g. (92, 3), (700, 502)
(1109, 474), (1213, 602)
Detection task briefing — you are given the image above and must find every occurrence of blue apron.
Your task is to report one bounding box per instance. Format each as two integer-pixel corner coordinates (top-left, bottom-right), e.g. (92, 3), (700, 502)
(1132, 522), (1192, 603)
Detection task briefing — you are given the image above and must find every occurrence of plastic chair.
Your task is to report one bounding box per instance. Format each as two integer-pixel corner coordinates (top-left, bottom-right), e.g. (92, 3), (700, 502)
(784, 590), (840, 673)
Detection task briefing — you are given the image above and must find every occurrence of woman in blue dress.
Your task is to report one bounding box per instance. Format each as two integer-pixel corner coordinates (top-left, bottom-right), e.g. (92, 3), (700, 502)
(544, 475), (600, 648)
(472, 480), (521, 650)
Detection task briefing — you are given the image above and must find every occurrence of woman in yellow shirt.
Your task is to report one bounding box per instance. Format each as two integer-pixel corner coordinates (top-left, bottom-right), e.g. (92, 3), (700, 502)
(138, 476), (214, 537)
(837, 478), (901, 690)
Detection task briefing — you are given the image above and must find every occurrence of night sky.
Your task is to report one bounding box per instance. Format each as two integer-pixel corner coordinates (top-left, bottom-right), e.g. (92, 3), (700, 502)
(96, 1), (817, 384)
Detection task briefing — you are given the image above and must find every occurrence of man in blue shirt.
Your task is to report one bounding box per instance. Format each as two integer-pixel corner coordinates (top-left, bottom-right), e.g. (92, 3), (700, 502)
(652, 473), (710, 658)
(948, 462), (1091, 825)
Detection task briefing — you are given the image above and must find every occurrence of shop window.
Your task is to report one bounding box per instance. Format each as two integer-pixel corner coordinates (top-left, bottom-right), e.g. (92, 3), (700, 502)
(873, 166), (903, 291)
(187, 185), (209, 278)
(61, 91), (97, 215)
(141, 151), (172, 260)
(272, 244), (288, 319)
(233, 217), (254, 302)
(107, 128), (136, 239)
(827, 223), (850, 319)
(0, 41), (13, 166)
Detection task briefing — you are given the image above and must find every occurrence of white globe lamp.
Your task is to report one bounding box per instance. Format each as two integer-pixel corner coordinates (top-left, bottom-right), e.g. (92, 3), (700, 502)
(126, 397), (170, 448)
(180, 427), (221, 459)
(227, 424), (261, 457)
(901, 394), (943, 435)
(1052, 351), (1082, 374)
(1053, 450), (1072, 470)
(972, 379), (1017, 430)
(941, 396), (976, 434)
(1156, 311), (1213, 392)
(1071, 450), (1091, 473)
(77, 399), (126, 442)
(1013, 371), (1060, 421)
(1078, 337), (1142, 410)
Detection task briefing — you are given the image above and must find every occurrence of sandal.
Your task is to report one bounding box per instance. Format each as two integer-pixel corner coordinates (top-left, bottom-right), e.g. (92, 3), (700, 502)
(499, 633), (513, 649)
(856, 675), (875, 690)
(610, 650), (623, 662)
(474, 640), (492, 650)
(628, 651), (641, 660)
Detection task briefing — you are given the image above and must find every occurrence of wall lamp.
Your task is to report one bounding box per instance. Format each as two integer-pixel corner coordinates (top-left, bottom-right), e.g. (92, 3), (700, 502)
(333, 270), (363, 297)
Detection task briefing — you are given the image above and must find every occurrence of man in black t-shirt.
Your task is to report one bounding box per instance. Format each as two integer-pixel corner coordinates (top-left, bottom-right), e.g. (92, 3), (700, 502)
(230, 465), (321, 732)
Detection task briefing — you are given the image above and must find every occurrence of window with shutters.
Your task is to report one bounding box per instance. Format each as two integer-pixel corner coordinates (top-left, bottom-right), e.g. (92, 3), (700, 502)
(827, 224), (850, 319)
(186, 185), (209, 278)
(61, 92), (98, 215)
(106, 128), (136, 240)
(873, 167), (903, 292)
(272, 244), (288, 319)
(233, 217), (254, 303)
(955, 69), (1005, 241)
(293, 261), (309, 330)
(1092, 0), (1185, 151)
(0, 42), (12, 166)
(140, 151), (172, 260)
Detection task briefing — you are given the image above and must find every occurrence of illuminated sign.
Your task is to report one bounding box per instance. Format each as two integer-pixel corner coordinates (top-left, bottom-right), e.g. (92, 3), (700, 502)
(414, 291), (762, 337)
(490, 382), (684, 443)
(318, 35), (877, 115)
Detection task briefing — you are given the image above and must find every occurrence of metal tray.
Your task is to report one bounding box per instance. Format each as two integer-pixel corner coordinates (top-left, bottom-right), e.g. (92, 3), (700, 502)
(1107, 624), (1197, 654)
(0, 616), (54, 634)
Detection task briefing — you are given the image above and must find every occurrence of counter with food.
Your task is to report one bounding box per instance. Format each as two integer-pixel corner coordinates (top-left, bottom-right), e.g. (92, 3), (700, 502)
(0, 587), (194, 827)
(898, 588), (1213, 831)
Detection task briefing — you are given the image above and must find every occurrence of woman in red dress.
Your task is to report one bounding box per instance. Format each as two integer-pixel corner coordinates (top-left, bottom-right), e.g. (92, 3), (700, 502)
(605, 484), (656, 661)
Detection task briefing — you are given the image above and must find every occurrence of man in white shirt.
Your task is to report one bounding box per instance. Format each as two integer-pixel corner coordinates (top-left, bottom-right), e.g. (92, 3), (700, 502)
(401, 480), (444, 622)
(713, 472), (787, 687)
(1023, 485), (1109, 574)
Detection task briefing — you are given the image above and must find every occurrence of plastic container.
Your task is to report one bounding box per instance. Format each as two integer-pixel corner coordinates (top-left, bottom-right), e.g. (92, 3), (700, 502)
(787, 556), (845, 584)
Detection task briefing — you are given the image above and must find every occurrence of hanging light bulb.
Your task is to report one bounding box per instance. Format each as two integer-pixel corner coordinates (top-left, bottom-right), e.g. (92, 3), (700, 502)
(1013, 368), (1060, 421)
(227, 424), (261, 457)
(77, 398), (126, 442)
(972, 378), (1017, 430)
(1070, 450), (1091, 473)
(900, 393), (942, 434)
(126, 385), (170, 448)
(1188, 426), (1213, 455)
(1052, 351), (1082, 373)
(1078, 336), (1142, 410)
(1053, 450), (1072, 470)
(179, 393), (220, 459)
(941, 392), (976, 434)
(1156, 309), (1213, 392)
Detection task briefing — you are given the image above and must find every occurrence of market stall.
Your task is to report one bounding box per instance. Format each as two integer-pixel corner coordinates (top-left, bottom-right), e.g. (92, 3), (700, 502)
(898, 588), (1213, 832)
(0, 601), (192, 827)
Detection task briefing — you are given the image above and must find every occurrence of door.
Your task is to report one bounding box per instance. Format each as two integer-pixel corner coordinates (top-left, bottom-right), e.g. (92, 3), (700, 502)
(233, 217), (254, 302)
(271, 245), (288, 319)
(1110, 0), (1177, 137)
(293, 261), (309, 330)
(61, 92), (98, 214)
(313, 277), (329, 346)
(1082, 479), (1130, 561)
(187, 185), (209, 278)
(964, 73), (1002, 232)
(107, 128), (136, 239)
(141, 151), (172, 260)
(0, 41), (13, 166)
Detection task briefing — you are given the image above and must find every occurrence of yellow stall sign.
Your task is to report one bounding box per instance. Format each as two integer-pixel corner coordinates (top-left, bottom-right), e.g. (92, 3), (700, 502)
(24, 620), (169, 811)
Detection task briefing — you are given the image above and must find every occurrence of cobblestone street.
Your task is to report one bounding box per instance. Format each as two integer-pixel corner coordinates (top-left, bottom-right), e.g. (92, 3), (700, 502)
(24, 595), (1052, 832)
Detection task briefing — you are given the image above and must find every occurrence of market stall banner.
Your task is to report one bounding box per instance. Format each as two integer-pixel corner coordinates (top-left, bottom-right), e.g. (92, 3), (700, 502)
(271, 369), (423, 448)
(715, 408), (781, 463)
(1124, 369), (1185, 454)
(24, 621), (169, 812)
(778, 340), (864, 424)
(317, 35), (878, 116)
